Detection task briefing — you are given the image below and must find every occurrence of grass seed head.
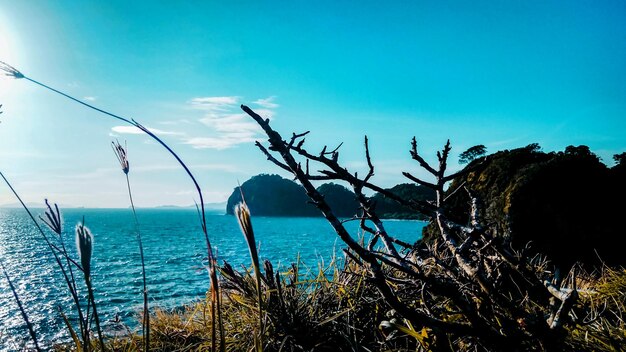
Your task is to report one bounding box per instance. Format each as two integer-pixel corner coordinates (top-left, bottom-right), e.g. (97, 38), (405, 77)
(235, 201), (261, 274)
(0, 61), (24, 79)
(41, 199), (63, 235)
(235, 202), (254, 245)
(111, 139), (130, 174)
(75, 223), (93, 277)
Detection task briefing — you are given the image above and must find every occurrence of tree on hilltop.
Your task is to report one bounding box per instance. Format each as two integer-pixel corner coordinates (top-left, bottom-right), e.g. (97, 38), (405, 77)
(459, 144), (487, 164)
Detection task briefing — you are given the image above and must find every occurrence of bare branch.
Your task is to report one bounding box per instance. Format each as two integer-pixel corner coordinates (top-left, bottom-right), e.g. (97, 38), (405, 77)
(255, 142), (292, 173)
(410, 137), (438, 176)
(402, 171), (438, 189)
(288, 131), (310, 148)
(438, 139), (451, 177)
(241, 103), (571, 348)
(243, 104), (484, 336)
(363, 136), (375, 184)
(443, 180), (467, 202)
(326, 142), (343, 155)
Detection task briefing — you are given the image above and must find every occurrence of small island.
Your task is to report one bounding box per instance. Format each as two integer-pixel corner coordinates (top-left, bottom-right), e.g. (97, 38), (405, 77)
(226, 174), (435, 219)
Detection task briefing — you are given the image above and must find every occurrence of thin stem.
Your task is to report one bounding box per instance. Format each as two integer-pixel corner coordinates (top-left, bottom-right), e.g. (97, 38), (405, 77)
(24, 77), (133, 125)
(85, 276), (106, 351)
(1, 260), (42, 352)
(41, 199), (88, 348)
(125, 174), (150, 351)
(254, 266), (263, 352)
(58, 232), (88, 348)
(210, 282), (217, 352)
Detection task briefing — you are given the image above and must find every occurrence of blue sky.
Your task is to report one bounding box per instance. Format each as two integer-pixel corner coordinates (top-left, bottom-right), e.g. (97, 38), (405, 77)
(0, 0), (625, 207)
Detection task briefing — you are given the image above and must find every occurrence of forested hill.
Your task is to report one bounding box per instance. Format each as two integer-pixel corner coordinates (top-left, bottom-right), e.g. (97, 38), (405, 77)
(425, 144), (626, 268)
(226, 174), (317, 217)
(370, 184), (435, 220)
(225, 174), (435, 219)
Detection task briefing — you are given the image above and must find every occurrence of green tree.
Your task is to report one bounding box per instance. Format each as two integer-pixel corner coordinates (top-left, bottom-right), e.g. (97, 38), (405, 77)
(459, 145), (487, 164)
(524, 143), (541, 152)
(614, 152), (626, 166)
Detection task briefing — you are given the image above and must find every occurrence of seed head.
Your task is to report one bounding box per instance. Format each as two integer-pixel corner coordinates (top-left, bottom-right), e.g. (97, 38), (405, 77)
(0, 61), (24, 79)
(40, 199), (63, 235)
(75, 223), (93, 277)
(111, 139), (129, 174)
(235, 202), (254, 245)
(235, 201), (261, 273)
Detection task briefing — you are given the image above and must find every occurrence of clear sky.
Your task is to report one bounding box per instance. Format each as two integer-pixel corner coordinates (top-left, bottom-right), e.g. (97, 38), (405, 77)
(0, 0), (624, 208)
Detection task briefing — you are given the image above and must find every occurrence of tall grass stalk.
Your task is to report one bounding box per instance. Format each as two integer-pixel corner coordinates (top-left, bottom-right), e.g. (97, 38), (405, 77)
(112, 140), (150, 351)
(0, 171), (90, 348)
(76, 222), (106, 352)
(40, 199), (88, 349)
(2, 60), (223, 350)
(234, 202), (263, 352)
(0, 260), (42, 351)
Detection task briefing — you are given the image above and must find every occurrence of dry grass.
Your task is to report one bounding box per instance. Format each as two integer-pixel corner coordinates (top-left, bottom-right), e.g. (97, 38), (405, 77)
(94, 254), (626, 352)
(108, 255), (404, 352)
(567, 267), (626, 351)
(95, 263), (626, 352)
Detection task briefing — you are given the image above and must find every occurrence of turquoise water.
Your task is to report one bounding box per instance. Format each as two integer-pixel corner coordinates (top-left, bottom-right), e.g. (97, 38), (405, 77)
(0, 208), (424, 350)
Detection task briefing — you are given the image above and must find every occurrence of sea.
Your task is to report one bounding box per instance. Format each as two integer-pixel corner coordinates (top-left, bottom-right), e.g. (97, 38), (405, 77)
(0, 208), (425, 350)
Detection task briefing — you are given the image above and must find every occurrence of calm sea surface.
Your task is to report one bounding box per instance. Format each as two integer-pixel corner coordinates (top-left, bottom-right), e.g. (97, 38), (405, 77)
(0, 208), (424, 350)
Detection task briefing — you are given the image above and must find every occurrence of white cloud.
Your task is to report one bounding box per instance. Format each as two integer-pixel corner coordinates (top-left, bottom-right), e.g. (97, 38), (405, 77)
(183, 95), (278, 150)
(103, 95), (279, 152)
(84, 96), (96, 101)
(189, 96), (240, 111)
(199, 113), (261, 133)
(191, 96), (239, 105)
(253, 96), (279, 109)
(111, 125), (184, 136)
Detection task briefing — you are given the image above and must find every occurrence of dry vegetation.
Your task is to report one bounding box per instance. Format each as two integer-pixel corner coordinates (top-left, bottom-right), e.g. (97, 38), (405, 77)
(107, 265), (626, 352)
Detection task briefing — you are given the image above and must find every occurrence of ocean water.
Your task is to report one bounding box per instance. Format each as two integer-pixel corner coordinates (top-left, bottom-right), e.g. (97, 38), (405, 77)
(0, 208), (425, 350)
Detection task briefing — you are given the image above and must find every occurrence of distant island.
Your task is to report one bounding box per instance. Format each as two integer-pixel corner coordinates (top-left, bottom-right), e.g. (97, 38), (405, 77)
(225, 174), (435, 219)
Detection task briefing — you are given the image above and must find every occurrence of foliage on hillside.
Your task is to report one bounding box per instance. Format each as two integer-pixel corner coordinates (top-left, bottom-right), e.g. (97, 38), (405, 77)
(315, 182), (360, 217)
(424, 143), (626, 269)
(226, 174), (318, 217)
(371, 183), (435, 220)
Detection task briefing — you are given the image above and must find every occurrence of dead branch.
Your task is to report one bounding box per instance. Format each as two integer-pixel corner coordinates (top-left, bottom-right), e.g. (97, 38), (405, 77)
(241, 103), (580, 350)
